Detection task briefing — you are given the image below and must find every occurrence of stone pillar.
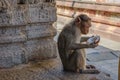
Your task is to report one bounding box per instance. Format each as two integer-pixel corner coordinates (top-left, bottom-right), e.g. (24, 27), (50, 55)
(0, 0), (57, 68)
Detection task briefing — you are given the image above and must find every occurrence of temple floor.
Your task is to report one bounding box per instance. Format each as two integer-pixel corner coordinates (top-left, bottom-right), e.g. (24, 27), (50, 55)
(1, 45), (119, 80)
(0, 57), (113, 80)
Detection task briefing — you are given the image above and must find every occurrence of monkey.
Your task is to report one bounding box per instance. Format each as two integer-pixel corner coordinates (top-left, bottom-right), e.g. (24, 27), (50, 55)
(57, 14), (100, 74)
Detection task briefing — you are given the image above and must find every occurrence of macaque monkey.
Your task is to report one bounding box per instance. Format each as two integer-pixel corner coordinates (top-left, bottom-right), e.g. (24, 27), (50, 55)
(57, 14), (100, 74)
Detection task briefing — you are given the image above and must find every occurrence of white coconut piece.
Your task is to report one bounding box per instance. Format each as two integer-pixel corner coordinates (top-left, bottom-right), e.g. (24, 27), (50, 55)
(87, 36), (100, 44)
(94, 36), (100, 44)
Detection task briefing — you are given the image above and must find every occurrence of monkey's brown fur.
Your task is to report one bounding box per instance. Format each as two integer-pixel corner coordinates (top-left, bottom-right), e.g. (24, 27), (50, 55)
(57, 14), (99, 73)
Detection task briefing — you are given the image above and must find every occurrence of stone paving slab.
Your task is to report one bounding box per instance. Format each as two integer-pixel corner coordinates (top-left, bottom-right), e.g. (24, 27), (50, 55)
(87, 51), (117, 62)
(88, 59), (118, 80)
(0, 58), (112, 80)
(86, 46), (120, 80)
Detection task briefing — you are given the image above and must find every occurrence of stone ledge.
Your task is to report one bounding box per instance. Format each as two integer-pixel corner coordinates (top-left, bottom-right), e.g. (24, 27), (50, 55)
(57, 0), (120, 7)
(57, 5), (120, 27)
(0, 35), (26, 44)
(0, 37), (58, 68)
(56, 1), (120, 13)
(0, 3), (57, 26)
(26, 23), (57, 39)
(0, 20), (57, 43)
(25, 38), (58, 61)
(0, 43), (26, 68)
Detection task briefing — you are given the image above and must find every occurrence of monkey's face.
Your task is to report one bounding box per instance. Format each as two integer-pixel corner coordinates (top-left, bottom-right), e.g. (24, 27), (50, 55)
(80, 20), (91, 34)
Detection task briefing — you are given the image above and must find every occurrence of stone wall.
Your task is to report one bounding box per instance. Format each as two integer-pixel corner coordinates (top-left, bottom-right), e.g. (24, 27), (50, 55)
(56, 0), (120, 42)
(0, 0), (57, 68)
(81, 0), (120, 3)
(61, 0), (120, 3)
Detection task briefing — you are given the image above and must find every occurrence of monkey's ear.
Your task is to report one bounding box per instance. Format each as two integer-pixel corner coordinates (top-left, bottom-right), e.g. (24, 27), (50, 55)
(76, 17), (81, 23)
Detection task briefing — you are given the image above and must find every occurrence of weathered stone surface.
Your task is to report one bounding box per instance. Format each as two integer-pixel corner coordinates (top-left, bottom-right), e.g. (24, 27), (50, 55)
(18, 0), (56, 4)
(0, 59), (112, 80)
(0, 0), (57, 68)
(11, 6), (27, 25)
(26, 38), (58, 61)
(26, 23), (56, 39)
(0, 5), (57, 25)
(0, 2), (57, 26)
(0, 43), (26, 68)
(28, 4), (57, 23)
(0, 13), (11, 26)
(0, 26), (26, 43)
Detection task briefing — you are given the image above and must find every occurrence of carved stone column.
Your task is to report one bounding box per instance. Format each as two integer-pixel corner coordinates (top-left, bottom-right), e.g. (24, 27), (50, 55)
(0, 0), (57, 68)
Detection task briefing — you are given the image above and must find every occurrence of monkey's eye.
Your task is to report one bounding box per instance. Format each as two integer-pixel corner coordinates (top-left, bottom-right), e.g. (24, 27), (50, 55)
(83, 22), (91, 28)
(87, 21), (92, 27)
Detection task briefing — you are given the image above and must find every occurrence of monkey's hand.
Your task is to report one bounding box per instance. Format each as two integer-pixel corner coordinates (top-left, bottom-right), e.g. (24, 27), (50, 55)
(87, 36), (100, 45)
(88, 44), (98, 48)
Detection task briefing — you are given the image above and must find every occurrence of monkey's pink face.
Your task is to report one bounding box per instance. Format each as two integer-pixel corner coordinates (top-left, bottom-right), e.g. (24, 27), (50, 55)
(80, 20), (91, 34)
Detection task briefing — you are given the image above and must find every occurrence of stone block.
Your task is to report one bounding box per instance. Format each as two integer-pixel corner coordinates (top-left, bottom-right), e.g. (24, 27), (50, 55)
(0, 36), (26, 44)
(25, 38), (58, 61)
(11, 7), (27, 25)
(0, 26), (26, 43)
(26, 23), (57, 39)
(0, 13), (11, 26)
(0, 3), (57, 26)
(0, 57), (13, 68)
(17, 0), (56, 4)
(0, 43), (26, 68)
(28, 4), (57, 23)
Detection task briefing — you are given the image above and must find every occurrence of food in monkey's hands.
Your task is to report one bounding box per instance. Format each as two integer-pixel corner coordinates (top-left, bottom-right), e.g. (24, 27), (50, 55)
(94, 36), (100, 44)
(87, 36), (100, 45)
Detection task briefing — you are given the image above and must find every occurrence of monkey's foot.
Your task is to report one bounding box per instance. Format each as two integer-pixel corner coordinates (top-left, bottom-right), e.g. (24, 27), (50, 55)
(80, 69), (100, 74)
(86, 65), (96, 69)
(63, 68), (76, 72)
